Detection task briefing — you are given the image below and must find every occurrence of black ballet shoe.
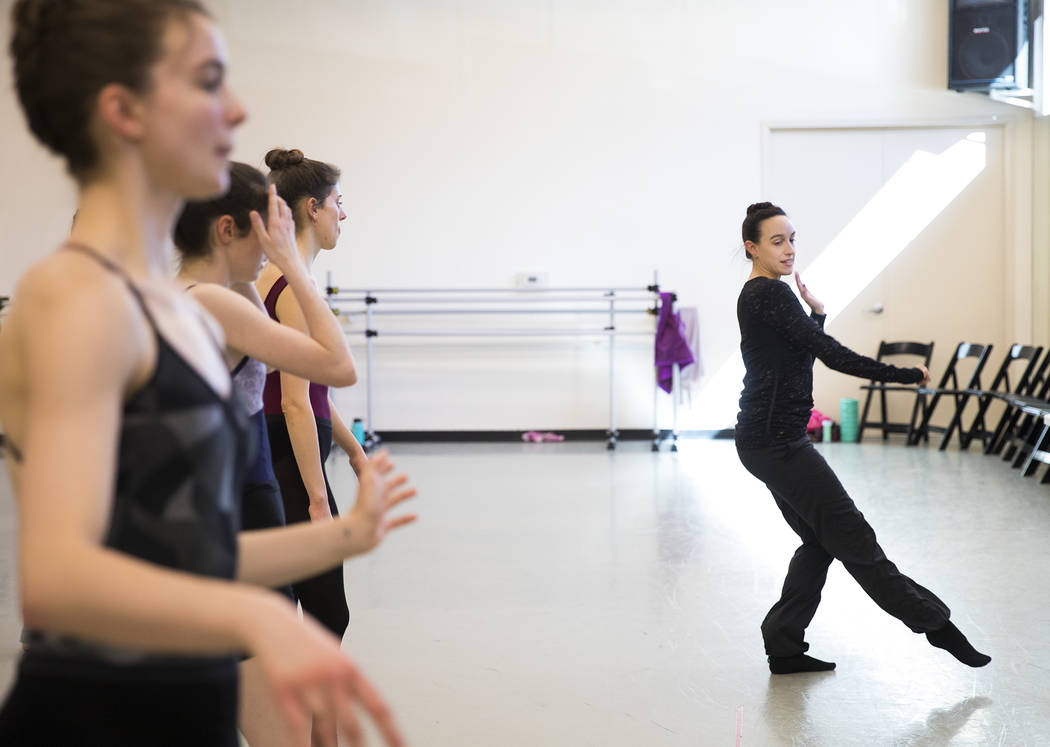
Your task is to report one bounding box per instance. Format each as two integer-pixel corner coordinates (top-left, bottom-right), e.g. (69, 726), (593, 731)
(926, 621), (991, 668)
(768, 654), (836, 674)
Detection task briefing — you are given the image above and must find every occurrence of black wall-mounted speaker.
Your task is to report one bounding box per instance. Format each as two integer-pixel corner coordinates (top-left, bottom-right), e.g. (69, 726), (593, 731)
(949, 0), (1030, 91)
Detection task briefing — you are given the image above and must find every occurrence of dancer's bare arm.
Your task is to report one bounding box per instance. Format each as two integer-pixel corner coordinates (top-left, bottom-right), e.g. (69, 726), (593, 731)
(272, 283), (338, 521)
(330, 397), (368, 475)
(7, 260), (403, 745)
(237, 452), (417, 587)
(188, 187), (355, 386)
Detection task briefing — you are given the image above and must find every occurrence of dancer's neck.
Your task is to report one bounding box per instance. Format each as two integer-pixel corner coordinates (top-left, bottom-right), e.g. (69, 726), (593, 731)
(69, 169), (183, 281)
(179, 253), (232, 288)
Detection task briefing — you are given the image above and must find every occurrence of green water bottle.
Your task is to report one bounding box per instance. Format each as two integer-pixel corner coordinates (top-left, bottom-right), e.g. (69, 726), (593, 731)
(840, 398), (859, 442)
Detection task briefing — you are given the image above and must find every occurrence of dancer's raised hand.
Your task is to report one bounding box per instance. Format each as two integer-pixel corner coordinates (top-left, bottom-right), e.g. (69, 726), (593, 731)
(249, 184), (302, 274)
(794, 271), (825, 316)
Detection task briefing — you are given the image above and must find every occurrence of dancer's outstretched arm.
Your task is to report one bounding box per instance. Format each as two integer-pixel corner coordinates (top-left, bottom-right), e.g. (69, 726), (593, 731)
(743, 275), (926, 384)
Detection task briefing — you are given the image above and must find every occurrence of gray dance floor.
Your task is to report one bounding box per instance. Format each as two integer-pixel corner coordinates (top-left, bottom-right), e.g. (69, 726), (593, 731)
(1, 439), (1048, 745)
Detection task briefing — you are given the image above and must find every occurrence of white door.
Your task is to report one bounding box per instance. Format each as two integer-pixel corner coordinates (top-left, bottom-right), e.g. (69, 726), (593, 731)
(764, 125), (1007, 435)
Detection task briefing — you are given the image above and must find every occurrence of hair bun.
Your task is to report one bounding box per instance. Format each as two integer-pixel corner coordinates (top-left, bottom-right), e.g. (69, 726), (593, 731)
(11, 0), (67, 64)
(265, 148), (305, 170)
(746, 201), (777, 217)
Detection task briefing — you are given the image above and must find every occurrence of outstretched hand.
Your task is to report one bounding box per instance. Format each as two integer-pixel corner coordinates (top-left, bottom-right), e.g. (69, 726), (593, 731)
(343, 450), (417, 556)
(914, 364), (931, 386)
(794, 272), (825, 316)
(249, 184), (302, 274)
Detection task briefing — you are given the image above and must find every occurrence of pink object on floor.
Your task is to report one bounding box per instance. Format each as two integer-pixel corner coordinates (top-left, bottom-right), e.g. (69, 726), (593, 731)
(807, 408), (829, 432)
(521, 431), (565, 443)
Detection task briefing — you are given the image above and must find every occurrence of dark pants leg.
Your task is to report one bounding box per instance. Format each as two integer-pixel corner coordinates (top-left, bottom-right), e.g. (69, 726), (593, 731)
(737, 437), (950, 657)
(267, 416), (350, 639)
(240, 480), (296, 603)
(0, 660), (238, 746)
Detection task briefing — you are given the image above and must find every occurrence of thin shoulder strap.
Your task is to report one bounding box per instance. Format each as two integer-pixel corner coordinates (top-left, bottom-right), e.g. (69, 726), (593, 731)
(62, 241), (159, 329)
(182, 281), (238, 362)
(263, 275), (289, 321)
(1, 436), (24, 464)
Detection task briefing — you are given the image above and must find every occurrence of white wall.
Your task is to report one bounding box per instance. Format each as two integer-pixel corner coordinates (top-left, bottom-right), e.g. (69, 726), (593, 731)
(1, 0), (1046, 432)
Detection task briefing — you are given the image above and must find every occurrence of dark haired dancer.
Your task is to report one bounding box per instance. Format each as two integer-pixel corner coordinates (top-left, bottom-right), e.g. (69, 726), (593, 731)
(734, 202), (990, 674)
(1, 2), (409, 743)
(257, 147), (365, 746)
(175, 163), (417, 746)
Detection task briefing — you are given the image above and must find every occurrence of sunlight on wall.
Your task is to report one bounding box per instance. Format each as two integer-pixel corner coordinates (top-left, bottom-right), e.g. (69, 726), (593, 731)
(688, 133), (988, 430)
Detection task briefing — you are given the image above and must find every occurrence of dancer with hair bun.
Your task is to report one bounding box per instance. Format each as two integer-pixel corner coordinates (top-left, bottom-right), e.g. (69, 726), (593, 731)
(258, 147), (368, 746)
(734, 202), (990, 675)
(174, 162), (417, 746)
(257, 147), (364, 643)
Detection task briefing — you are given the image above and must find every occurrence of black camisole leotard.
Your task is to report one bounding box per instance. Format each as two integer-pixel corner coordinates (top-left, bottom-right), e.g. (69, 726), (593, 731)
(0, 243), (252, 746)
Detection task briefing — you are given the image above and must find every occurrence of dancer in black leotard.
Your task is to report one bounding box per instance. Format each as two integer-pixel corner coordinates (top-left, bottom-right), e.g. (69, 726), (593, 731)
(1, 2), (410, 744)
(3, 242), (251, 744)
(734, 202), (991, 675)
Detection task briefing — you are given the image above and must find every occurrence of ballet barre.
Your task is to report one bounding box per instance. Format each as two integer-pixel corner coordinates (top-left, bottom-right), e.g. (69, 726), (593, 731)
(324, 277), (683, 451)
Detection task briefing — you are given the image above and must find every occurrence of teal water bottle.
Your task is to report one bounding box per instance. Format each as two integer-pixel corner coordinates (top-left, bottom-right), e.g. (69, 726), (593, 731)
(822, 419), (833, 443)
(839, 398), (859, 443)
(351, 418), (366, 445)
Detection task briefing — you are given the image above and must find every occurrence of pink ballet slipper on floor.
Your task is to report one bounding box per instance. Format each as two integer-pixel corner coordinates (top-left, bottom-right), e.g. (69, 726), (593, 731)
(521, 431), (565, 443)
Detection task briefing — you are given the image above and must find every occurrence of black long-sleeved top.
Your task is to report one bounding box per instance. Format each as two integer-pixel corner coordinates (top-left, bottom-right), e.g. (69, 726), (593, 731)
(735, 277), (923, 448)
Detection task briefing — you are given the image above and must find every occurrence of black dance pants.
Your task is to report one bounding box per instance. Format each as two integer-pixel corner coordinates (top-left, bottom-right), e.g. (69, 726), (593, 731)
(736, 436), (950, 657)
(266, 415), (350, 639)
(0, 655), (237, 746)
(241, 479), (296, 603)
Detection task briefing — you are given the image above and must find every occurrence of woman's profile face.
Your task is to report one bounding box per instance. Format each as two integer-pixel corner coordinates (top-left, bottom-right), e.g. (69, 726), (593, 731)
(134, 13), (246, 200)
(316, 184), (347, 252)
(746, 215), (796, 278)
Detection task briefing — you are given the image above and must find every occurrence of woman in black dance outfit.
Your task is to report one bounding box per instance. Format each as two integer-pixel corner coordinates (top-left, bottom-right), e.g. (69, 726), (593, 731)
(734, 202), (991, 675)
(0, 2), (410, 744)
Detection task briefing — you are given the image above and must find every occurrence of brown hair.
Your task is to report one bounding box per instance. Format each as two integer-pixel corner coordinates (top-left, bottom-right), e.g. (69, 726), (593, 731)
(174, 162), (268, 260)
(9, 0), (209, 180)
(264, 148), (340, 226)
(741, 202), (786, 260)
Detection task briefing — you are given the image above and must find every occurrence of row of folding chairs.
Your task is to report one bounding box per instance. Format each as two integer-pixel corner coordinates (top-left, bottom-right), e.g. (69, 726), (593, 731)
(857, 340), (1050, 483)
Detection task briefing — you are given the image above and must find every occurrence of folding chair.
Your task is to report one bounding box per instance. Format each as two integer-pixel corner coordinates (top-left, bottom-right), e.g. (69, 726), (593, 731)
(1019, 413), (1050, 483)
(908, 342), (992, 449)
(984, 348), (1050, 457)
(857, 340), (934, 442)
(951, 344), (1043, 452)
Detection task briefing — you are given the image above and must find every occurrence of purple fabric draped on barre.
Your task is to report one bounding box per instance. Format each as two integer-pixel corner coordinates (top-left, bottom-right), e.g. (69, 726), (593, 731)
(655, 291), (694, 393)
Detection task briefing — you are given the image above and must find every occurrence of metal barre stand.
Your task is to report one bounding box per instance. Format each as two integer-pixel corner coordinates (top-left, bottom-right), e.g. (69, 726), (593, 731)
(324, 274), (682, 452)
(0, 297), (8, 455)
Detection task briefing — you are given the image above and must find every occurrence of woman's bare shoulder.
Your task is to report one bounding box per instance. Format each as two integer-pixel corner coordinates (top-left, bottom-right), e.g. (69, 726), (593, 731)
(9, 249), (149, 363)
